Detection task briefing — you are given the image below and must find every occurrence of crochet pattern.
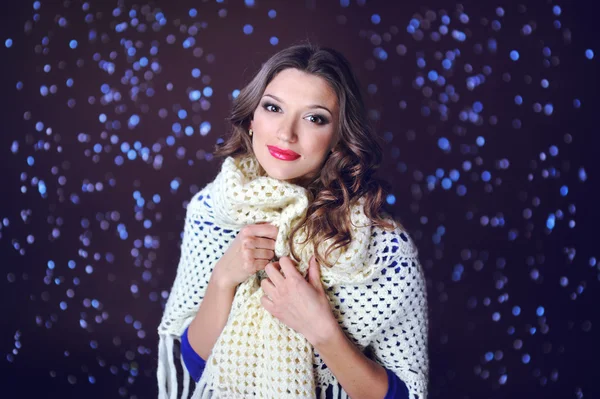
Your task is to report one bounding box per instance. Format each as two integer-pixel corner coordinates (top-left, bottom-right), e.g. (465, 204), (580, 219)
(157, 156), (429, 399)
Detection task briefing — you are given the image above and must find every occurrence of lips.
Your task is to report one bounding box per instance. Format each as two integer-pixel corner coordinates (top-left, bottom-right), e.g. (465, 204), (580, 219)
(267, 145), (300, 161)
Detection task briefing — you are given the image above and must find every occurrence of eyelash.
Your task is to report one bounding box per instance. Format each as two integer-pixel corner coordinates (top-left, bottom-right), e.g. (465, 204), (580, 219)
(262, 102), (329, 125)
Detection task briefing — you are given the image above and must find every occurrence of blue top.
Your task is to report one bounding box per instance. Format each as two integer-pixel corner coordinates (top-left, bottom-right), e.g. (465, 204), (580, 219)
(181, 326), (409, 398)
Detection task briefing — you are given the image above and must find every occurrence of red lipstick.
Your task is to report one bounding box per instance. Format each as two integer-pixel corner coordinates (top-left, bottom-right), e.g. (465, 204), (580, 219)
(267, 145), (300, 161)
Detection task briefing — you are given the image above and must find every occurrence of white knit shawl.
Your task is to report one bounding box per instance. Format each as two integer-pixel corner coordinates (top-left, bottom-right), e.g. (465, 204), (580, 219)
(157, 156), (429, 399)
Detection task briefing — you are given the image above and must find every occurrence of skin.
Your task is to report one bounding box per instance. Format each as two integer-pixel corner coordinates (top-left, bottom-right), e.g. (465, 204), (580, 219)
(261, 256), (390, 399)
(249, 67), (340, 185)
(189, 67), (390, 398)
(247, 67), (343, 345)
(252, 68), (389, 397)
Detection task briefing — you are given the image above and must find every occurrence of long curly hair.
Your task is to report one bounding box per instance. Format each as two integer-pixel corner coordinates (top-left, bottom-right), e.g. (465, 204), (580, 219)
(214, 42), (397, 268)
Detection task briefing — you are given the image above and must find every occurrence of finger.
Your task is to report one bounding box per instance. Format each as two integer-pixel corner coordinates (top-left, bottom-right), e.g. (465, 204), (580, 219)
(253, 237), (277, 250)
(260, 277), (276, 297)
(253, 259), (270, 272)
(251, 248), (275, 260)
(260, 294), (274, 312)
(264, 262), (285, 286)
(243, 236), (277, 251)
(308, 256), (324, 290)
(279, 256), (300, 279)
(311, 255), (321, 275)
(245, 237), (270, 251)
(248, 223), (279, 240)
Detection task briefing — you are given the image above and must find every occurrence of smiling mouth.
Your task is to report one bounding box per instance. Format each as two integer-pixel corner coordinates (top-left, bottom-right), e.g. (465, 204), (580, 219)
(267, 145), (300, 161)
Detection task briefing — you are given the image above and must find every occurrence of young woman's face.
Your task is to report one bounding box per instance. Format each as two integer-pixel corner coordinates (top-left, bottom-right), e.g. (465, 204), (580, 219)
(249, 68), (339, 185)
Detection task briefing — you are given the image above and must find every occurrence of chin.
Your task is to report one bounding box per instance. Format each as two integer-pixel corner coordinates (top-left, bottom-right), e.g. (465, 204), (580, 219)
(262, 166), (303, 182)
(255, 148), (317, 183)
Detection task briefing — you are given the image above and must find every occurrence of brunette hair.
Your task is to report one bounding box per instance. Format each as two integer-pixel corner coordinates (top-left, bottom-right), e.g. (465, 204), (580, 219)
(214, 42), (397, 267)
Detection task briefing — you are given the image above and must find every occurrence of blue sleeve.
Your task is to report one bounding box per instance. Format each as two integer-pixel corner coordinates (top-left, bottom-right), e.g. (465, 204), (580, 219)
(384, 367), (410, 399)
(181, 326), (207, 382)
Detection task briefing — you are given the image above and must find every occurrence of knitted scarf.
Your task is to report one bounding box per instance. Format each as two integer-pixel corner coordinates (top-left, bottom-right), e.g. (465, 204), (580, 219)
(195, 156), (374, 398)
(160, 155), (377, 399)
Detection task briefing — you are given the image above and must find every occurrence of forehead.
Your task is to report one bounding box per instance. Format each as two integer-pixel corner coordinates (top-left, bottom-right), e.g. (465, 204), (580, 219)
(265, 68), (338, 108)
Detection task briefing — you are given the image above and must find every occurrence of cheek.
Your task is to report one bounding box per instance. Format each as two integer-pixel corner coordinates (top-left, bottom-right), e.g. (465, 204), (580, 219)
(304, 133), (335, 155)
(253, 118), (273, 139)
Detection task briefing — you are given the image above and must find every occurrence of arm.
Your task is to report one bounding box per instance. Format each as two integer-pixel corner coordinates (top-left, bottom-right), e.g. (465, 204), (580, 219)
(187, 221), (278, 359)
(314, 228), (427, 399)
(186, 267), (237, 360)
(313, 324), (408, 399)
(184, 318), (407, 395)
(180, 326), (206, 381)
(158, 187), (235, 398)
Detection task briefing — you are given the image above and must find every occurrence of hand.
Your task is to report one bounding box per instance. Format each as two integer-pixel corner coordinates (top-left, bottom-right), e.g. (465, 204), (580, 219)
(260, 255), (338, 346)
(212, 223), (278, 289)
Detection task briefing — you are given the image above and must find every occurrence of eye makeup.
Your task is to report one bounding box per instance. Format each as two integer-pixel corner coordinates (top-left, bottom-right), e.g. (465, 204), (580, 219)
(260, 101), (330, 125)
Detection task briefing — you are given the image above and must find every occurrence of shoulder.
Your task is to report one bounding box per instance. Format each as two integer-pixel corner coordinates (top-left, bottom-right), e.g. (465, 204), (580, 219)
(180, 183), (218, 226)
(348, 196), (418, 259)
(186, 182), (215, 212)
(181, 182), (239, 240)
(362, 216), (425, 297)
(366, 220), (427, 321)
(368, 215), (419, 260)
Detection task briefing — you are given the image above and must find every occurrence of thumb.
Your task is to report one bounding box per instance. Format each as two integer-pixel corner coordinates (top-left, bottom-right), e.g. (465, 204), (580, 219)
(308, 256), (323, 290)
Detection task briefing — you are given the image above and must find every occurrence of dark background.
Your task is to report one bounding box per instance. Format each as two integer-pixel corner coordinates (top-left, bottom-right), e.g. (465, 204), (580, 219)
(1, 0), (598, 398)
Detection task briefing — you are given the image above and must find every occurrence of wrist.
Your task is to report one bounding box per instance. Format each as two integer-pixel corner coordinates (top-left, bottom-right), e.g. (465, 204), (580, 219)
(308, 317), (343, 350)
(210, 266), (237, 291)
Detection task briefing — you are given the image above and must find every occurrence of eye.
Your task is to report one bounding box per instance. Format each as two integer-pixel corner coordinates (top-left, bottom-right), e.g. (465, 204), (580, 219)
(263, 102), (280, 113)
(306, 114), (328, 125)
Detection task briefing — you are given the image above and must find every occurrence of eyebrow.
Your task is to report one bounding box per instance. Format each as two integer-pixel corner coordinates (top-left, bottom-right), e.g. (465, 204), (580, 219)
(262, 93), (333, 115)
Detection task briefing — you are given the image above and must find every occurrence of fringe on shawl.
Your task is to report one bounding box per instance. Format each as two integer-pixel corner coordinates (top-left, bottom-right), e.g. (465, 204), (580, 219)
(316, 383), (349, 399)
(156, 330), (352, 399)
(157, 333), (192, 399)
(195, 374), (211, 399)
(190, 370), (208, 399)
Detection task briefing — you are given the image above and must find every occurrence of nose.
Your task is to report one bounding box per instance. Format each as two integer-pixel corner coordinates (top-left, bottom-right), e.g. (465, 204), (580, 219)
(277, 118), (297, 143)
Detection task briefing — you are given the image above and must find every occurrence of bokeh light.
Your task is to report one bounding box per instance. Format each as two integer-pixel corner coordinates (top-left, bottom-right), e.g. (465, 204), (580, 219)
(1, 1), (598, 398)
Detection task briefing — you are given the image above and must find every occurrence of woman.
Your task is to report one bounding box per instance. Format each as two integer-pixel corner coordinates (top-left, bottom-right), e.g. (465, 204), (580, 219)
(157, 43), (429, 399)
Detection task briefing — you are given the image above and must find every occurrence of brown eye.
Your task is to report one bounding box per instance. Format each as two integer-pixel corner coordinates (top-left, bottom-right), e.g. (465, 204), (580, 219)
(307, 114), (327, 125)
(263, 103), (280, 113)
